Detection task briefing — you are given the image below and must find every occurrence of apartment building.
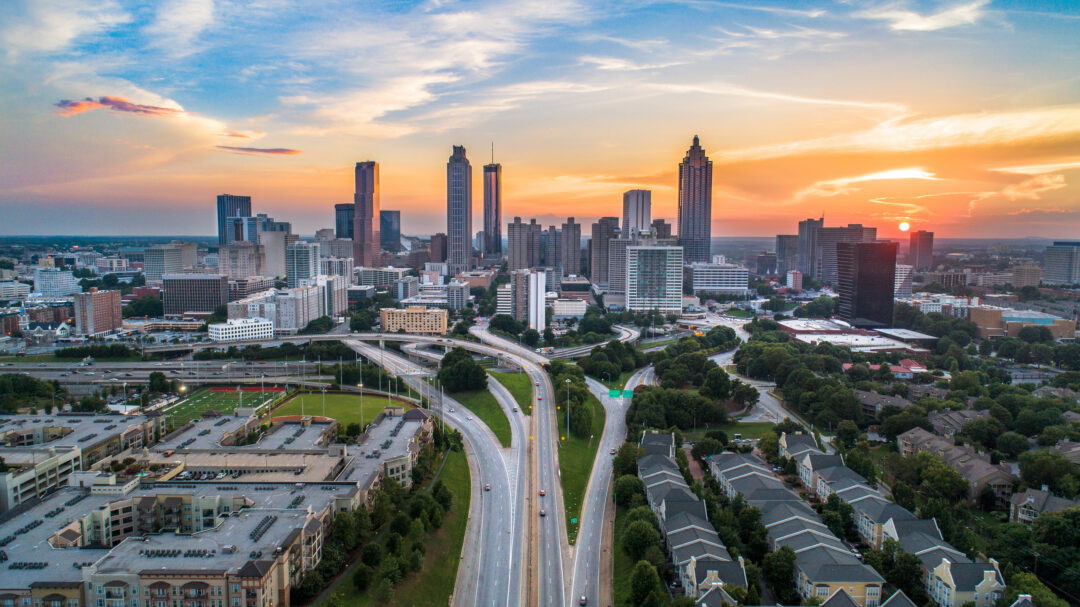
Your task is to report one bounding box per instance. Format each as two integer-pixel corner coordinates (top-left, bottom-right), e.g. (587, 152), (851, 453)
(379, 306), (447, 335)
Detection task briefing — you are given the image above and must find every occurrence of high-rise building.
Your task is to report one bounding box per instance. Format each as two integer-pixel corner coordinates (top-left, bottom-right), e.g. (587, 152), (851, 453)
(1044, 241), (1080, 285)
(225, 213), (291, 246)
(216, 194), (251, 245)
(143, 245), (185, 282)
(894, 264), (914, 298)
(429, 233), (447, 263)
(545, 226), (560, 270)
(335, 203), (355, 239)
(380, 210), (401, 252)
(560, 217), (582, 275)
(627, 245), (684, 313)
(446, 146), (473, 274)
(73, 288), (121, 336)
(320, 257), (354, 280)
(507, 217), (543, 271)
(259, 231), (288, 278)
(507, 269), (547, 331)
(589, 217), (620, 286)
(677, 136), (713, 263)
(315, 228), (335, 242)
(909, 230), (934, 270)
(776, 235), (799, 276)
(651, 219), (672, 239)
(162, 274), (229, 316)
(286, 242), (320, 288)
(816, 224), (875, 283)
(797, 217), (823, 276)
(786, 270), (803, 291)
(218, 242), (264, 279)
(1011, 264), (1043, 288)
(352, 161), (380, 267)
(483, 163), (502, 258)
(608, 230), (677, 297)
(622, 190), (651, 237)
(31, 268), (80, 297)
(169, 241), (198, 269)
(684, 262), (749, 296)
(837, 241), (897, 328)
(755, 252), (777, 276)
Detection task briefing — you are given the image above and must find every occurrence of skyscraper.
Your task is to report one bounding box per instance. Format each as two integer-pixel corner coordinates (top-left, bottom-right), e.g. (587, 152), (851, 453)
(335, 203), (354, 240)
(286, 242), (320, 289)
(380, 210), (401, 252)
(483, 162), (502, 259)
(590, 217), (620, 286)
(677, 136), (713, 263)
(837, 241), (897, 328)
(429, 233), (447, 263)
(909, 230), (934, 270)
(508, 217), (543, 271)
(144, 244), (184, 282)
(651, 219), (672, 239)
(352, 161), (380, 267)
(216, 194), (251, 245)
(1044, 241), (1080, 285)
(797, 217), (823, 276)
(74, 288), (122, 336)
(627, 245), (684, 313)
(545, 225), (560, 270)
(622, 190), (651, 237)
(816, 224), (874, 283)
(776, 235), (799, 276)
(560, 217), (582, 275)
(446, 146), (473, 274)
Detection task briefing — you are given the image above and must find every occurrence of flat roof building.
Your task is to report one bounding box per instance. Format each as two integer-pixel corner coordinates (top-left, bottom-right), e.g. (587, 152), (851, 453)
(162, 274), (228, 316)
(380, 306), (448, 335)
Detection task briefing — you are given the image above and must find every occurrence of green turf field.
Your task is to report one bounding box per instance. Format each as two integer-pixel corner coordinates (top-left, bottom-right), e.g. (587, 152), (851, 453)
(165, 388), (285, 424)
(273, 392), (399, 427)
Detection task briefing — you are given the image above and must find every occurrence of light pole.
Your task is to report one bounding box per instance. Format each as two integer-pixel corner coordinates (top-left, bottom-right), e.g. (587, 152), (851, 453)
(321, 386), (326, 417)
(358, 383), (364, 430)
(565, 378), (571, 439)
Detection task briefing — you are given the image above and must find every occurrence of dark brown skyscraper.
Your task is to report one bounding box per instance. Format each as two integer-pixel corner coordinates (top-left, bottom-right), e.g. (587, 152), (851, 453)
(352, 161), (380, 267)
(837, 241), (897, 329)
(677, 135), (713, 263)
(483, 162), (502, 258)
(430, 233), (447, 263)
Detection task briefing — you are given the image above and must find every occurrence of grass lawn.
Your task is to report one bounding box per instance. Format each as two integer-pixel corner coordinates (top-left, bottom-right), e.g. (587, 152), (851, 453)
(636, 337), (679, 352)
(597, 370), (634, 391)
(166, 387), (287, 424)
(556, 392), (605, 544)
(274, 392), (398, 427)
(451, 389), (512, 448)
(333, 449), (471, 607)
(489, 371), (533, 414)
(724, 308), (755, 318)
(612, 506), (634, 607)
(683, 421), (776, 442)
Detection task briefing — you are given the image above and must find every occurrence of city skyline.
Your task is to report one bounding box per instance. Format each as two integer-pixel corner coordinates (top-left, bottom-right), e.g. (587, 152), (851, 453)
(2, 1), (1080, 238)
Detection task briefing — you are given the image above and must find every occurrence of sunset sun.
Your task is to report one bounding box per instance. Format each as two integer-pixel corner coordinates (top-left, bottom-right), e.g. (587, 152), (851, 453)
(899, 222), (910, 232)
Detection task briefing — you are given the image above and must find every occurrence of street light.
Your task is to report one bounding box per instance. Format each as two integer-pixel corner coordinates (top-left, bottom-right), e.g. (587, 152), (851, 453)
(321, 386), (326, 417)
(358, 383), (364, 430)
(565, 378), (571, 439)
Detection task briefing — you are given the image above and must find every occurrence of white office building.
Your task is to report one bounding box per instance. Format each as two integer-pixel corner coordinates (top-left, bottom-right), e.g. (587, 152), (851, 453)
(894, 264), (914, 299)
(0, 282), (30, 300)
(496, 283), (512, 316)
(32, 268), (80, 297)
(208, 317), (274, 342)
(320, 256), (354, 280)
(627, 245), (683, 313)
(286, 242), (320, 288)
(357, 266), (410, 287)
(685, 262), (749, 295)
(1044, 241), (1080, 285)
(527, 270), (547, 332)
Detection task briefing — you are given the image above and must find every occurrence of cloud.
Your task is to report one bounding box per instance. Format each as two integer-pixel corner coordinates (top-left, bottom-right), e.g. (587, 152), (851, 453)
(1006, 207), (1076, 216)
(699, 2), (827, 18)
(216, 146), (301, 156)
(55, 96), (184, 117)
(143, 0), (216, 57)
(580, 56), (683, 71)
(0, 0), (129, 58)
(990, 159), (1080, 175)
(795, 167), (939, 200)
(651, 82), (907, 114)
(716, 24), (846, 40)
(856, 0), (990, 32)
(1000, 174), (1067, 200)
(223, 129), (265, 139)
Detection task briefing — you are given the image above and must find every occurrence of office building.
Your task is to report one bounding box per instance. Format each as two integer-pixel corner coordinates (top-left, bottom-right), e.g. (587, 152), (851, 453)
(429, 233), (447, 263)
(505, 269), (547, 331)
(1043, 241), (1080, 285)
(356, 266), (410, 287)
(352, 161), (380, 267)
(507, 217), (544, 270)
(225, 213), (291, 246)
(208, 317), (273, 342)
(381, 306), (448, 335)
(786, 270), (803, 291)
(816, 224), (876, 283)
(392, 276), (420, 301)
(969, 306), (1076, 340)
(755, 252), (776, 276)
(483, 162), (502, 258)
(685, 262), (749, 296)
(320, 256), (354, 279)
(608, 230), (678, 296)
(622, 189), (651, 237)
(677, 136), (713, 263)
(73, 288), (122, 336)
(380, 210), (401, 252)
(162, 274), (229, 316)
(908, 230), (934, 270)
(259, 230), (289, 278)
(94, 257), (129, 274)
(627, 245), (684, 313)
(228, 285), (321, 334)
(776, 234), (799, 276)
(168, 241), (199, 269)
(1011, 264), (1042, 288)
(228, 276), (274, 300)
(797, 217), (823, 276)
(301, 275), (348, 318)
(560, 217), (582, 275)
(0, 282), (30, 300)
(286, 242), (320, 288)
(335, 203), (355, 239)
(545, 225), (560, 270)
(895, 264), (914, 298)
(143, 244), (185, 282)
(31, 267), (80, 297)
(589, 217), (620, 286)
(218, 242), (264, 279)
(216, 194), (251, 245)
(446, 146), (473, 274)
(837, 241), (897, 328)
(651, 218), (672, 239)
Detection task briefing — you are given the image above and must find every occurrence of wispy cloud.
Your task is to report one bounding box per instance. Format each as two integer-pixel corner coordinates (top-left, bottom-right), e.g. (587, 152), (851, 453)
(580, 55), (683, 71)
(990, 159), (1080, 175)
(55, 96), (184, 117)
(1000, 174), (1067, 201)
(222, 129), (265, 139)
(0, 0), (130, 58)
(795, 167), (939, 200)
(701, 2), (827, 19)
(651, 82), (907, 113)
(855, 0), (990, 32)
(143, 0), (216, 57)
(216, 146), (301, 156)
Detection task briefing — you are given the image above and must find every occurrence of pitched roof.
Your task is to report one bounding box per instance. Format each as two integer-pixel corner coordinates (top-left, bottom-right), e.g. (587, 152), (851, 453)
(949, 561), (1003, 591)
(880, 590), (917, 607)
(822, 588), (861, 607)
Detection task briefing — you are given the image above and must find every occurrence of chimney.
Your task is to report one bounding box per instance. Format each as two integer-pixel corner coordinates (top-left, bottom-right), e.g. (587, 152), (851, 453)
(1041, 484), (1049, 493)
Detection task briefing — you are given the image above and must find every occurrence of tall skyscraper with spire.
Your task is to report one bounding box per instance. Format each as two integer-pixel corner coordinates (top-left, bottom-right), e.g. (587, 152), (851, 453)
(677, 135), (713, 263)
(446, 146), (473, 274)
(483, 160), (502, 259)
(352, 161), (380, 267)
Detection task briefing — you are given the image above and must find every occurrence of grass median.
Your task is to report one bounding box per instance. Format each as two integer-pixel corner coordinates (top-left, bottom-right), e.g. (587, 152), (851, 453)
(451, 388), (512, 448)
(682, 421), (776, 442)
(556, 392), (605, 544)
(612, 506), (634, 607)
(489, 371), (533, 414)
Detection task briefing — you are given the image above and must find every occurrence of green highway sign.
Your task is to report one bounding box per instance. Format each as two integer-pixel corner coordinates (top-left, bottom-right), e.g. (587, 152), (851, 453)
(608, 389), (620, 398)
(571, 518), (578, 524)
(623, 390), (634, 398)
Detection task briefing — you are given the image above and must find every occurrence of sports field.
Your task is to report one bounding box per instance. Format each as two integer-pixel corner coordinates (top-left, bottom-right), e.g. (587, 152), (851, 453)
(165, 387), (285, 424)
(273, 392), (399, 427)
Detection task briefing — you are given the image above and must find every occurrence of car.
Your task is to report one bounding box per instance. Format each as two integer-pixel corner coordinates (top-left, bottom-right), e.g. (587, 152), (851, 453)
(536, 395), (542, 400)
(512, 407), (518, 412)
(539, 489), (546, 496)
(609, 448), (616, 455)
(539, 509), (546, 517)
(579, 597), (588, 606)
(449, 407), (455, 412)
(484, 484), (491, 491)
(466, 416), (472, 420)
(534, 382), (540, 386)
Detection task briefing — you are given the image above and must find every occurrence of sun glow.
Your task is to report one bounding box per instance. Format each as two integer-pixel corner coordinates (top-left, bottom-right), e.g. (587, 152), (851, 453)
(899, 222), (910, 232)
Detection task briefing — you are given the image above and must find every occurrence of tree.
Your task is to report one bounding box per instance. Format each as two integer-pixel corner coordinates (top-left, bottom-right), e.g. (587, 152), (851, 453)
(629, 560), (662, 606)
(1020, 449), (1080, 497)
(360, 542), (384, 568)
(371, 578), (394, 605)
(614, 475), (645, 508)
(614, 443), (644, 477)
(700, 367), (732, 400)
(623, 520), (661, 561)
(691, 438), (724, 461)
(835, 420), (860, 449)
(995, 432), (1030, 460)
(996, 572), (1069, 607)
(148, 371), (170, 394)
(762, 546), (799, 604)
(437, 347), (488, 392)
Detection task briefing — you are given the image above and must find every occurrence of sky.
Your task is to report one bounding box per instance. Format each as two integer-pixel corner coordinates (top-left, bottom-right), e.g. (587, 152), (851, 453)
(1, 0), (1079, 240)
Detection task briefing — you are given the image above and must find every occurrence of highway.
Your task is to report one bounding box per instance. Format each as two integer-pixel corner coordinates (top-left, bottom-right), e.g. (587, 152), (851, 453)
(343, 339), (527, 607)
(553, 324), (641, 358)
